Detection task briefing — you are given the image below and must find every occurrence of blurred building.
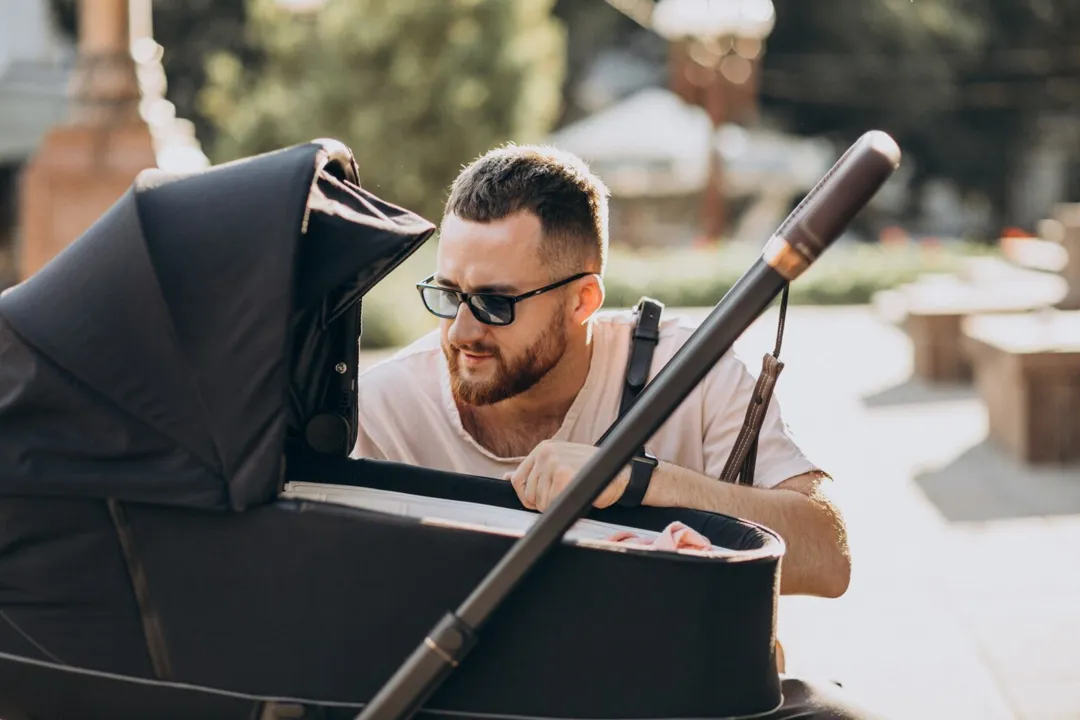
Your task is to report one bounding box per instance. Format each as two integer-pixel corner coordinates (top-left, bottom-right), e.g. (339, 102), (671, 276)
(5, 0), (209, 282)
(0, 0), (74, 283)
(547, 86), (835, 249)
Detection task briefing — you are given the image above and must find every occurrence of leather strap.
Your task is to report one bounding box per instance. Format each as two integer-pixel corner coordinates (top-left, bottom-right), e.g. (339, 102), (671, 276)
(618, 451), (657, 508)
(106, 499), (175, 681)
(619, 296), (664, 420)
(612, 297), (663, 507)
(720, 283), (790, 486)
(618, 286), (791, 490)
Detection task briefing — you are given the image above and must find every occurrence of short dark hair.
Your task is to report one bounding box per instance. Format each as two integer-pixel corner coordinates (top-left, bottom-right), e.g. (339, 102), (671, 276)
(444, 144), (610, 276)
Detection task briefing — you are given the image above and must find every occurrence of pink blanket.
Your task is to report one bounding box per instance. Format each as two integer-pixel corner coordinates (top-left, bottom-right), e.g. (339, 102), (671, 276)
(605, 521), (713, 553)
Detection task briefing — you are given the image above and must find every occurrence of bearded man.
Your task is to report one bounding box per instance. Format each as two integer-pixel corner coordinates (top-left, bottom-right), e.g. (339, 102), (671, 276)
(350, 145), (888, 718)
(353, 142), (851, 593)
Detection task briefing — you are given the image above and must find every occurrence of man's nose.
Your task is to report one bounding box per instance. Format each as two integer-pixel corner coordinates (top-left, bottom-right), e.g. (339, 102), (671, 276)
(447, 302), (487, 345)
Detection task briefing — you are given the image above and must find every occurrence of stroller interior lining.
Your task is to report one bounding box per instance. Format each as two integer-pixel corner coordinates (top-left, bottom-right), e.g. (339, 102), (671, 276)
(280, 481), (741, 556)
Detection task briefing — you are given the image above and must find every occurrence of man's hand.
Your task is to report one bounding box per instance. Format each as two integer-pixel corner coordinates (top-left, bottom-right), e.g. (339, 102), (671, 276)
(505, 440), (628, 512)
(503, 440), (850, 597)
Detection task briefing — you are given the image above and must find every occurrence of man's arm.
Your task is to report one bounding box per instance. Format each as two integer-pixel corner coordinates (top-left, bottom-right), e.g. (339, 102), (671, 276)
(508, 440), (850, 598)
(641, 463), (850, 598)
(690, 347), (851, 598)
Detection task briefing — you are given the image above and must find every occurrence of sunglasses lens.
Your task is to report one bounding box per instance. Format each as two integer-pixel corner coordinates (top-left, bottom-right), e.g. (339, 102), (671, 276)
(468, 295), (514, 326)
(419, 283), (515, 326)
(420, 287), (461, 318)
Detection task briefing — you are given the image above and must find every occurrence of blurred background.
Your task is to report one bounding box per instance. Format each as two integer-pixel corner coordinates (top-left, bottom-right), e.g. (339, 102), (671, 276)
(2, 1), (1079, 718)
(5, 0), (1080, 345)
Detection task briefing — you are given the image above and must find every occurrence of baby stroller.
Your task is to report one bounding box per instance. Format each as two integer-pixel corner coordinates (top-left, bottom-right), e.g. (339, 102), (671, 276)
(0, 134), (898, 720)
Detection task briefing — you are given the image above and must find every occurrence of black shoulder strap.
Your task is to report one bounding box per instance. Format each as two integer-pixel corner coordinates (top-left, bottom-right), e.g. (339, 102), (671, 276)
(720, 283), (790, 486)
(619, 296), (664, 420)
(618, 288), (791, 488)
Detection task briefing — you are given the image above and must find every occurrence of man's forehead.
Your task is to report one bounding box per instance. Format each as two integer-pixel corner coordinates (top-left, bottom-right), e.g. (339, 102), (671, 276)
(436, 213), (545, 292)
(432, 265), (533, 295)
(439, 211), (542, 248)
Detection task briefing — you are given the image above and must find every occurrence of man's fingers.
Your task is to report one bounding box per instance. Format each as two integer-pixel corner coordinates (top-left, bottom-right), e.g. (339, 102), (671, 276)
(536, 473), (552, 512)
(508, 453), (534, 504)
(538, 468), (574, 512)
(524, 463), (544, 509)
(514, 452), (536, 485)
(516, 448), (547, 510)
(510, 472), (532, 509)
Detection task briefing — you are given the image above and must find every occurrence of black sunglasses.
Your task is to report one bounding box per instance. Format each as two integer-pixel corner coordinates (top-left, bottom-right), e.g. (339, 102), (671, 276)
(417, 272), (594, 326)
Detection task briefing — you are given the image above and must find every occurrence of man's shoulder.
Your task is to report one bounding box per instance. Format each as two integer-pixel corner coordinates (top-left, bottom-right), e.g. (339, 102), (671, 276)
(353, 331), (450, 459)
(591, 305), (750, 385)
(591, 306), (703, 351)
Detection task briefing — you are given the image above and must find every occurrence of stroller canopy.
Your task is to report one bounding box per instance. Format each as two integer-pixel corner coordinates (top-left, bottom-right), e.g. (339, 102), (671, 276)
(0, 139), (435, 511)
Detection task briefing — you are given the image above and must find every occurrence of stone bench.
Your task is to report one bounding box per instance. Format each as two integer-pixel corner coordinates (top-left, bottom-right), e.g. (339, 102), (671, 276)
(1036, 204), (1080, 310)
(961, 310), (1080, 464)
(893, 273), (1067, 382)
(1001, 234), (1068, 274)
(875, 204), (1080, 383)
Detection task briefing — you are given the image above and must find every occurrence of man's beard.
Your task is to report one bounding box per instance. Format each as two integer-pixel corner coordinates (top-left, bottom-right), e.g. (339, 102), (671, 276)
(444, 311), (568, 407)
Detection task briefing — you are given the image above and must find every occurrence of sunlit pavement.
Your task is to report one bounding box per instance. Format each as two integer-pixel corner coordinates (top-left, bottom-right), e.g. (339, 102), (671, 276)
(719, 305), (1080, 720)
(359, 306), (1080, 720)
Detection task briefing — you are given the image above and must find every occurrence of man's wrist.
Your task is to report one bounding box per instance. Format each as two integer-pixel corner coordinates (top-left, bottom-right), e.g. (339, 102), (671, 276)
(617, 450), (657, 507)
(640, 461), (670, 506)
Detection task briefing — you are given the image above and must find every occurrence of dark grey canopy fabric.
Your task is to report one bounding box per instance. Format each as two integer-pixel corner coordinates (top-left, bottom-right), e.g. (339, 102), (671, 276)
(0, 139), (436, 510)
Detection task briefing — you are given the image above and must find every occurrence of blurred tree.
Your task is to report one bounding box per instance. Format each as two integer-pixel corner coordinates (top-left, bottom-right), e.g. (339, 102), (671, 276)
(759, 0), (986, 223)
(943, 0), (1080, 227)
(759, 0), (1080, 231)
(146, 0), (256, 145)
(197, 0), (566, 223)
(551, 0), (658, 126)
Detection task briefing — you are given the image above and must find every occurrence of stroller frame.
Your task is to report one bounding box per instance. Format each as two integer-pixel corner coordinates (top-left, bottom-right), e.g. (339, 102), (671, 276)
(0, 132), (900, 720)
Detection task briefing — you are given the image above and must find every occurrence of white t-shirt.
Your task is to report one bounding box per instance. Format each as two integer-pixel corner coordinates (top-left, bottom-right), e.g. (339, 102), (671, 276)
(352, 309), (820, 490)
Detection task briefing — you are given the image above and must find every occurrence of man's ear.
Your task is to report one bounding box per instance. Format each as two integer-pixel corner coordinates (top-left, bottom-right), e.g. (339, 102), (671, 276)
(573, 274), (605, 325)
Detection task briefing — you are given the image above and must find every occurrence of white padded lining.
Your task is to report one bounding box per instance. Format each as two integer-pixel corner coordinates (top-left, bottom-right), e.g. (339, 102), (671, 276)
(280, 481), (728, 554)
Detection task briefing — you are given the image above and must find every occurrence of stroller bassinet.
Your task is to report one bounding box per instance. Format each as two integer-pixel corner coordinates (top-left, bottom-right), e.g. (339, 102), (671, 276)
(0, 134), (899, 720)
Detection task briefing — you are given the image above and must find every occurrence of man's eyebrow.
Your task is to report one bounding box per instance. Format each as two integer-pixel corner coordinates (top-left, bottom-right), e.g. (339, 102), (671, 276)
(433, 275), (520, 295)
(432, 275), (459, 289)
(473, 283), (520, 294)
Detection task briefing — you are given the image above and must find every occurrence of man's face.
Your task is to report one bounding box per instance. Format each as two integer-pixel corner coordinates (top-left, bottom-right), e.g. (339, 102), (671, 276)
(433, 211), (579, 407)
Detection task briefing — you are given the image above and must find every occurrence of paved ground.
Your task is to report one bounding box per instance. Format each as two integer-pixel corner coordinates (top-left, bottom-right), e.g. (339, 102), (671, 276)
(359, 306), (1080, 720)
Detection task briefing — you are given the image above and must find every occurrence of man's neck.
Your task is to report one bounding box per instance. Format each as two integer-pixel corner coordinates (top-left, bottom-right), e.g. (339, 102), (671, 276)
(458, 333), (594, 457)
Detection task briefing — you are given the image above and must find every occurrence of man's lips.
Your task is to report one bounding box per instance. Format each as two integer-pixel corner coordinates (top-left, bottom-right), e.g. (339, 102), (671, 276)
(459, 349), (494, 365)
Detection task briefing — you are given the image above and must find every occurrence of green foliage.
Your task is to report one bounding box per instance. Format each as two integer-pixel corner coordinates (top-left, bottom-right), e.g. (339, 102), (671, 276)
(149, 0), (255, 146)
(356, 239), (1001, 349)
(761, 0), (985, 191)
(760, 0), (985, 129)
(601, 240), (998, 308)
(359, 240), (440, 350)
(198, 0), (566, 223)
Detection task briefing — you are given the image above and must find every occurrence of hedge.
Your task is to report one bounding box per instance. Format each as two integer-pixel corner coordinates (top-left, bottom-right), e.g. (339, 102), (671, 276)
(358, 239), (998, 350)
